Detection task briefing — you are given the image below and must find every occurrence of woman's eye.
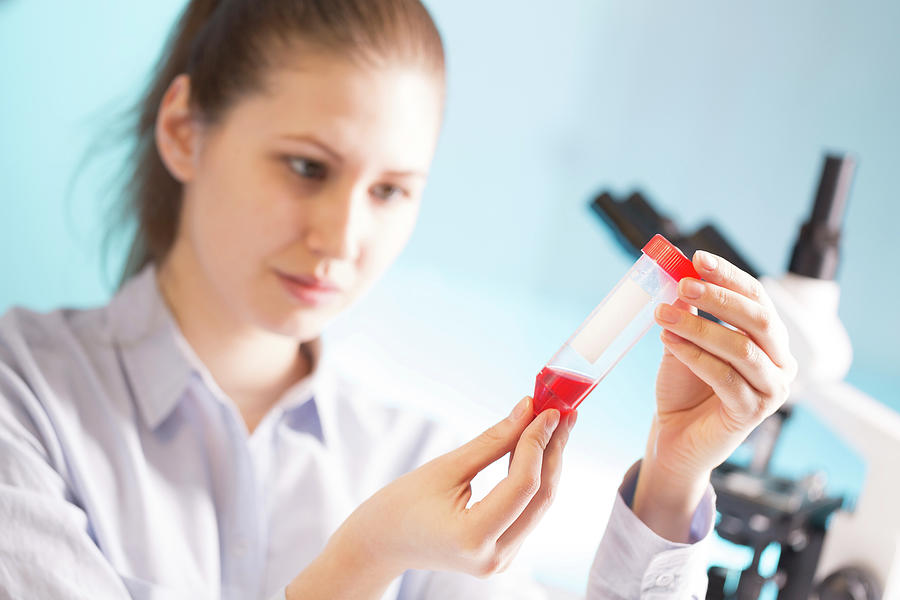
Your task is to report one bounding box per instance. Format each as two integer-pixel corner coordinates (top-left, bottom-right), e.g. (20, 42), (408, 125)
(287, 157), (327, 180)
(371, 183), (407, 202)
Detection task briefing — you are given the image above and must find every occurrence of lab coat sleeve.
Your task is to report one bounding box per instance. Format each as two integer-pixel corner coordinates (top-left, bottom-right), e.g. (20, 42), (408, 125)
(0, 364), (133, 600)
(586, 460), (716, 599)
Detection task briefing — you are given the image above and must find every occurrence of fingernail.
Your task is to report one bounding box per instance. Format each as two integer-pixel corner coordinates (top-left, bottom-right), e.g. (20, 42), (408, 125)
(566, 411), (578, 432)
(544, 409), (560, 433)
(510, 396), (530, 420)
(697, 251), (717, 271)
(680, 279), (704, 299)
(656, 303), (680, 324)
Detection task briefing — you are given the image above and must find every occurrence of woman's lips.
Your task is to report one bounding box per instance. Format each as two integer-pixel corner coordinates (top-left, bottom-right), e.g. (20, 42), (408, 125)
(276, 271), (342, 306)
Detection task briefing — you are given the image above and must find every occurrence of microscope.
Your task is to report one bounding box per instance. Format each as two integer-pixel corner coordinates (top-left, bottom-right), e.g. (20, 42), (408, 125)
(591, 154), (900, 599)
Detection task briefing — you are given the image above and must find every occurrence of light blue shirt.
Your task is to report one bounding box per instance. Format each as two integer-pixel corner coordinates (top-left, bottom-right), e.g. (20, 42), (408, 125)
(0, 265), (715, 599)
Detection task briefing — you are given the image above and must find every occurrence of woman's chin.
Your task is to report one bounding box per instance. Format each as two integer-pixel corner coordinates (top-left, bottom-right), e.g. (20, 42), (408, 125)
(251, 304), (334, 341)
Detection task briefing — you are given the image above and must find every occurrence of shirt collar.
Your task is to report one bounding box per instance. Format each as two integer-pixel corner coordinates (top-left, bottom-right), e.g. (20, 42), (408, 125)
(107, 263), (330, 441)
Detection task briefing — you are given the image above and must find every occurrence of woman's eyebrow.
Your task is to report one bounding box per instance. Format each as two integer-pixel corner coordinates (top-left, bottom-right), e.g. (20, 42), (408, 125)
(279, 134), (344, 163)
(383, 169), (428, 179)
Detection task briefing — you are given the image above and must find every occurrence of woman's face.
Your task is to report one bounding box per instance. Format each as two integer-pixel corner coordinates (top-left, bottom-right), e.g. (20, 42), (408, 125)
(170, 52), (443, 339)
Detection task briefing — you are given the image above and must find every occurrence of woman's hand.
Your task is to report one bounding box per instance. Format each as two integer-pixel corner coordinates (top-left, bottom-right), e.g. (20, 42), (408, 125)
(287, 396), (575, 600)
(633, 250), (798, 542)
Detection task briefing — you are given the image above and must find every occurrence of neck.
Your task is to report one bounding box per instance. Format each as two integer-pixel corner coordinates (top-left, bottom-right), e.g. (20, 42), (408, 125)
(156, 242), (311, 432)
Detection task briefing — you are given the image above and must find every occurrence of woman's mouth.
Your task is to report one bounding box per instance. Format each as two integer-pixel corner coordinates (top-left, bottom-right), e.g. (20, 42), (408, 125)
(275, 271), (342, 307)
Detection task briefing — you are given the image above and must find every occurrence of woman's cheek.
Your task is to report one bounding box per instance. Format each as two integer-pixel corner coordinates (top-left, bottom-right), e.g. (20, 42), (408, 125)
(356, 209), (417, 285)
(383, 204), (420, 255)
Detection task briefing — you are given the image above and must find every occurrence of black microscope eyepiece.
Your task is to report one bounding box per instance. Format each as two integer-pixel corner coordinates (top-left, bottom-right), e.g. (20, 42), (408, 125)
(788, 154), (856, 280)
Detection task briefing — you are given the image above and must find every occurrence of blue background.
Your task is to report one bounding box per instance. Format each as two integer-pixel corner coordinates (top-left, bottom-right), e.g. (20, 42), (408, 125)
(2, 1), (898, 596)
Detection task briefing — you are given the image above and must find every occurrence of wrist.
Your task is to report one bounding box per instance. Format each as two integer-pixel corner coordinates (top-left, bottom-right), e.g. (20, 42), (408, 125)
(630, 457), (710, 544)
(286, 522), (402, 600)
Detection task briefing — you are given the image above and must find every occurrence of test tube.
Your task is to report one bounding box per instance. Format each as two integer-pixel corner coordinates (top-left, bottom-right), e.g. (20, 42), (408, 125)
(534, 234), (700, 415)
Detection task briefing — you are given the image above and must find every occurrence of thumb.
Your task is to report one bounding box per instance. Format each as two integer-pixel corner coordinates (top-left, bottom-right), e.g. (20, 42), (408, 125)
(449, 396), (534, 482)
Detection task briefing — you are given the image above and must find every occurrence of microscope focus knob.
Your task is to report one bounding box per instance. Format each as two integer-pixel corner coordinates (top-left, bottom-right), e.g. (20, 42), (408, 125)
(812, 567), (882, 600)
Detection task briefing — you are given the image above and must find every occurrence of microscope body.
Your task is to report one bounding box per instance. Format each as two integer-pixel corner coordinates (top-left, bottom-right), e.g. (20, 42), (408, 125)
(763, 273), (900, 599)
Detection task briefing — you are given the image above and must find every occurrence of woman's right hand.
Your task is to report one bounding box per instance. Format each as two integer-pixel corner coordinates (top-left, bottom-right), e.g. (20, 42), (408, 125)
(286, 396), (574, 600)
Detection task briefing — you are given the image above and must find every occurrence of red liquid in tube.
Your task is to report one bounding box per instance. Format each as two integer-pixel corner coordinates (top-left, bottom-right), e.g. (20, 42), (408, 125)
(533, 366), (599, 415)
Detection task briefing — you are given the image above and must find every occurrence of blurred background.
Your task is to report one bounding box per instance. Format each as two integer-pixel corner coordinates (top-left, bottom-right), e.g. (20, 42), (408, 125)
(2, 1), (898, 598)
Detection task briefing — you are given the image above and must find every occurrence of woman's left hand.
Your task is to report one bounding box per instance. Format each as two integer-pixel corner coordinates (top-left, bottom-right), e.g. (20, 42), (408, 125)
(633, 250), (798, 542)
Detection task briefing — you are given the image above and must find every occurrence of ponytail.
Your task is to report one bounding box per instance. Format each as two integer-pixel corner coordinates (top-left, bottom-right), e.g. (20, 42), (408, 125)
(119, 0), (222, 281)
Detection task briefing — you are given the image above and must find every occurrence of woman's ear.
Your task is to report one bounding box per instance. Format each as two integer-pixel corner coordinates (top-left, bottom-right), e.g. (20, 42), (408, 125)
(155, 74), (200, 183)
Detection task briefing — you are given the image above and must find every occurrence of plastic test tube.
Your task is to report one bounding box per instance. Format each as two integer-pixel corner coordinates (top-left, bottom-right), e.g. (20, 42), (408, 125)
(533, 234), (701, 415)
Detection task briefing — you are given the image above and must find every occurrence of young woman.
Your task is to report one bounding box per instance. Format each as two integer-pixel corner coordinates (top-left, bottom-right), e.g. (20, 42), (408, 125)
(0, 1), (797, 598)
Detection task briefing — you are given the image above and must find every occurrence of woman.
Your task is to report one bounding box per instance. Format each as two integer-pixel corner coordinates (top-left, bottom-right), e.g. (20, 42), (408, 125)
(0, 1), (797, 598)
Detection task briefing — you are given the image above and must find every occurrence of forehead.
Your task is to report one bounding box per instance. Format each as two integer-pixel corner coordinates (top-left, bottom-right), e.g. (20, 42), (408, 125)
(226, 50), (444, 170)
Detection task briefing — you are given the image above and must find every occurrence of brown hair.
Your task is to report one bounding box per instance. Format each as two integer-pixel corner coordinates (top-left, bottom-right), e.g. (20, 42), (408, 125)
(117, 0), (445, 281)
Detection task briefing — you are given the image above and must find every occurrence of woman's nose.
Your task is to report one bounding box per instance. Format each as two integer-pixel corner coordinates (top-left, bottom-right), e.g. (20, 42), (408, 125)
(303, 185), (365, 261)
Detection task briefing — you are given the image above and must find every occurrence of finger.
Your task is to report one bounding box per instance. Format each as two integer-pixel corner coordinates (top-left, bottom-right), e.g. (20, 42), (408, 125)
(496, 411), (575, 560)
(508, 405), (577, 472)
(674, 278), (792, 368)
(661, 299), (696, 359)
(671, 297), (697, 314)
(655, 303), (783, 397)
(450, 396), (535, 482)
(468, 409), (560, 539)
(693, 251), (774, 309)
(661, 330), (782, 428)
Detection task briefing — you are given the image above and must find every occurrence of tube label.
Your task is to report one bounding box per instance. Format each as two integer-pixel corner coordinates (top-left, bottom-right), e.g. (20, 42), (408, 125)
(570, 278), (652, 364)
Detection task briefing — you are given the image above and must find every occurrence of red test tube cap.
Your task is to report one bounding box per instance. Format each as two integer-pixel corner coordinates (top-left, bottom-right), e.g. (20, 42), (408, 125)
(641, 234), (701, 282)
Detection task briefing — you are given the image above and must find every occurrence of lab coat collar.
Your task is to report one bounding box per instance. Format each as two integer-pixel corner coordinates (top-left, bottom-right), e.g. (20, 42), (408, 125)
(107, 264), (329, 442)
(108, 264), (192, 431)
